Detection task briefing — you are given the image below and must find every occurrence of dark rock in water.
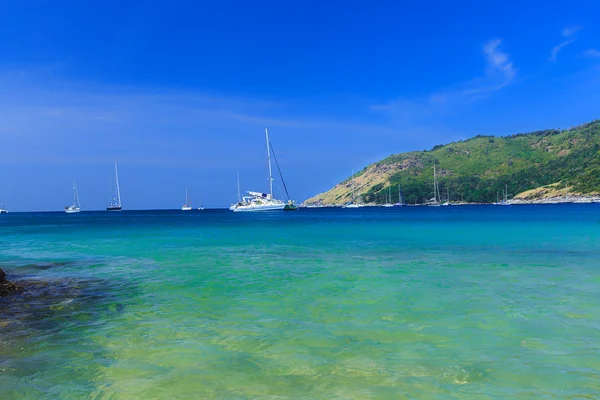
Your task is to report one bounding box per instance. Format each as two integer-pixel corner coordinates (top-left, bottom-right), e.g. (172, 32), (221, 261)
(0, 268), (23, 297)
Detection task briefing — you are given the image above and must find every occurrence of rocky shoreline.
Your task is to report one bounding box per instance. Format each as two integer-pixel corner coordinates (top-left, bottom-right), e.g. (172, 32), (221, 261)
(0, 268), (23, 297)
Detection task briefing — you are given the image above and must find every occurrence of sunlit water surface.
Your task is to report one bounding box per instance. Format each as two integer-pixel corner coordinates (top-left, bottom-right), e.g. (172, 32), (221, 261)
(1, 206), (600, 399)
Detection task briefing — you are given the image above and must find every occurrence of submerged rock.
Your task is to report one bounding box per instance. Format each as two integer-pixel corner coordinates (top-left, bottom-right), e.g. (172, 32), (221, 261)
(0, 269), (23, 297)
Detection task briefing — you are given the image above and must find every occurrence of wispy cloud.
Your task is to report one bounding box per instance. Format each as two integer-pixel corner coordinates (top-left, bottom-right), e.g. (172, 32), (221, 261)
(374, 38), (516, 114)
(550, 26), (582, 62)
(583, 49), (600, 58)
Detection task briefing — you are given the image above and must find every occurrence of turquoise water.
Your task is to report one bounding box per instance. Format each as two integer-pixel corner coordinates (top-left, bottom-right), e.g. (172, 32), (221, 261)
(1, 206), (600, 399)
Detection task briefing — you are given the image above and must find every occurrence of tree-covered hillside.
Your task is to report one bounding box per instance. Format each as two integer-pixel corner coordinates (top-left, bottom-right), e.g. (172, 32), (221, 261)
(306, 120), (600, 205)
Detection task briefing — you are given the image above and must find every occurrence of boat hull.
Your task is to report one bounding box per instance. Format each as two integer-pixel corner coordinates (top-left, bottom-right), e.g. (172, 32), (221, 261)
(233, 203), (286, 212)
(106, 206), (122, 211)
(64, 208), (81, 214)
(181, 206), (192, 211)
(0, 209), (7, 214)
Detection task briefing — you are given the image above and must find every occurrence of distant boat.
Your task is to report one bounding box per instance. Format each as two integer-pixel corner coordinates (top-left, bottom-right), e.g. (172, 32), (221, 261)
(381, 186), (393, 207)
(182, 188), (192, 211)
(393, 186), (406, 207)
(343, 170), (363, 208)
(0, 192), (7, 214)
(441, 187), (452, 206)
(496, 184), (510, 206)
(233, 128), (297, 212)
(428, 165), (441, 206)
(64, 181), (81, 213)
(106, 162), (122, 211)
(197, 197), (204, 210)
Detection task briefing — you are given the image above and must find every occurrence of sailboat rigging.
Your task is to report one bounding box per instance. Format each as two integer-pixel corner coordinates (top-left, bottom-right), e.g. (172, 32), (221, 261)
(106, 162), (122, 211)
(182, 188), (192, 211)
(343, 170), (361, 208)
(64, 181), (81, 213)
(0, 192), (7, 214)
(428, 165), (441, 206)
(232, 128), (297, 212)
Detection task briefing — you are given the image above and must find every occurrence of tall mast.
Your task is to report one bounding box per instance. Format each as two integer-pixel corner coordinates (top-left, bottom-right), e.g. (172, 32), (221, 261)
(265, 128), (274, 199)
(75, 182), (81, 208)
(237, 171), (241, 202)
(351, 170), (355, 202)
(186, 188), (189, 205)
(433, 165), (438, 202)
(73, 180), (77, 207)
(114, 162), (121, 207)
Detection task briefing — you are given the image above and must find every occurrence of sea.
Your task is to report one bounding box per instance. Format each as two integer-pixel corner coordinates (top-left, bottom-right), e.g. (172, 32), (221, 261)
(1, 205), (600, 399)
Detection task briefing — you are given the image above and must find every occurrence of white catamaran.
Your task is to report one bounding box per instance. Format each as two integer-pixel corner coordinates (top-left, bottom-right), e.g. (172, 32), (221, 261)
(182, 188), (192, 211)
(107, 162), (122, 211)
(64, 181), (81, 213)
(232, 128), (297, 212)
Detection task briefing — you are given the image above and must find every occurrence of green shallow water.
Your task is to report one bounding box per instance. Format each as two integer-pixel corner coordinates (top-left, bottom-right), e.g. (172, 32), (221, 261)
(1, 206), (600, 399)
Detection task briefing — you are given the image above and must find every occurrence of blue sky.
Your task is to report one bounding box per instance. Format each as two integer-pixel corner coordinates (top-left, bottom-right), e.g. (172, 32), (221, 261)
(1, 0), (599, 210)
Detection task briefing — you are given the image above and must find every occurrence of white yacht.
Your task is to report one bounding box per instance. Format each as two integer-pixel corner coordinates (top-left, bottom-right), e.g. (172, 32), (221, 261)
(64, 181), (81, 213)
(182, 188), (192, 211)
(107, 162), (122, 211)
(232, 128), (296, 212)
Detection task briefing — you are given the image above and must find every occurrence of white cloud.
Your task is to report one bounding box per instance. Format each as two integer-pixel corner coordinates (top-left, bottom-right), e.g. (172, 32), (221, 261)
(423, 39), (516, 104)
(550, 26), (582, 62)
(583, 49), (600, 58)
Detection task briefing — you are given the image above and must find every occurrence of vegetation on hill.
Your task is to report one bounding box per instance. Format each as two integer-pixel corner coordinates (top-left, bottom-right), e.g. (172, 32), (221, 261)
(307, 120), (600, 204)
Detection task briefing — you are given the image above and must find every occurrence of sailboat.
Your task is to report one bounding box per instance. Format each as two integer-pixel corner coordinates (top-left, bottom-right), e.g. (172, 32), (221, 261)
(182, 188), (192, 211)
(64, 181), (81, 213)
(106, 162), (122, 211)
(382, 186), (393, 207)
(497, 184), (510, 206)
(342, 170), (361, 208)
(428, 165), (441, 206)
(0, 192), (7, 214)
(197, 197), (204, 210)
(232, 128), (296, 212)
(393, 186), (406, 207)
(441, 187), (452, 206)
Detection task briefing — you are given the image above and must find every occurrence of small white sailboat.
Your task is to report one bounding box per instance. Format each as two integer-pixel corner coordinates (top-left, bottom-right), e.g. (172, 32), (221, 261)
(106, 162), (122, 211)
(496, 184), (510, 206)
(382, 186), (394, 207)
(233, 128), (295, 212)
(0, 192), (7, 214)
(393, 186), (406, 207)
(428, 165), (441, 206)
(64, 181), (81, 213)
(182, 188), (192, 211)
(197, 197), (204, 210)
(441, 187), (452, 206)
(343, 170), (362, 208)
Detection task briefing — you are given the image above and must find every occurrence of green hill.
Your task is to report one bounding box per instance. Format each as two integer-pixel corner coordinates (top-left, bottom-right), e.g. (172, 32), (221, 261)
(306, 120), (600, 205)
